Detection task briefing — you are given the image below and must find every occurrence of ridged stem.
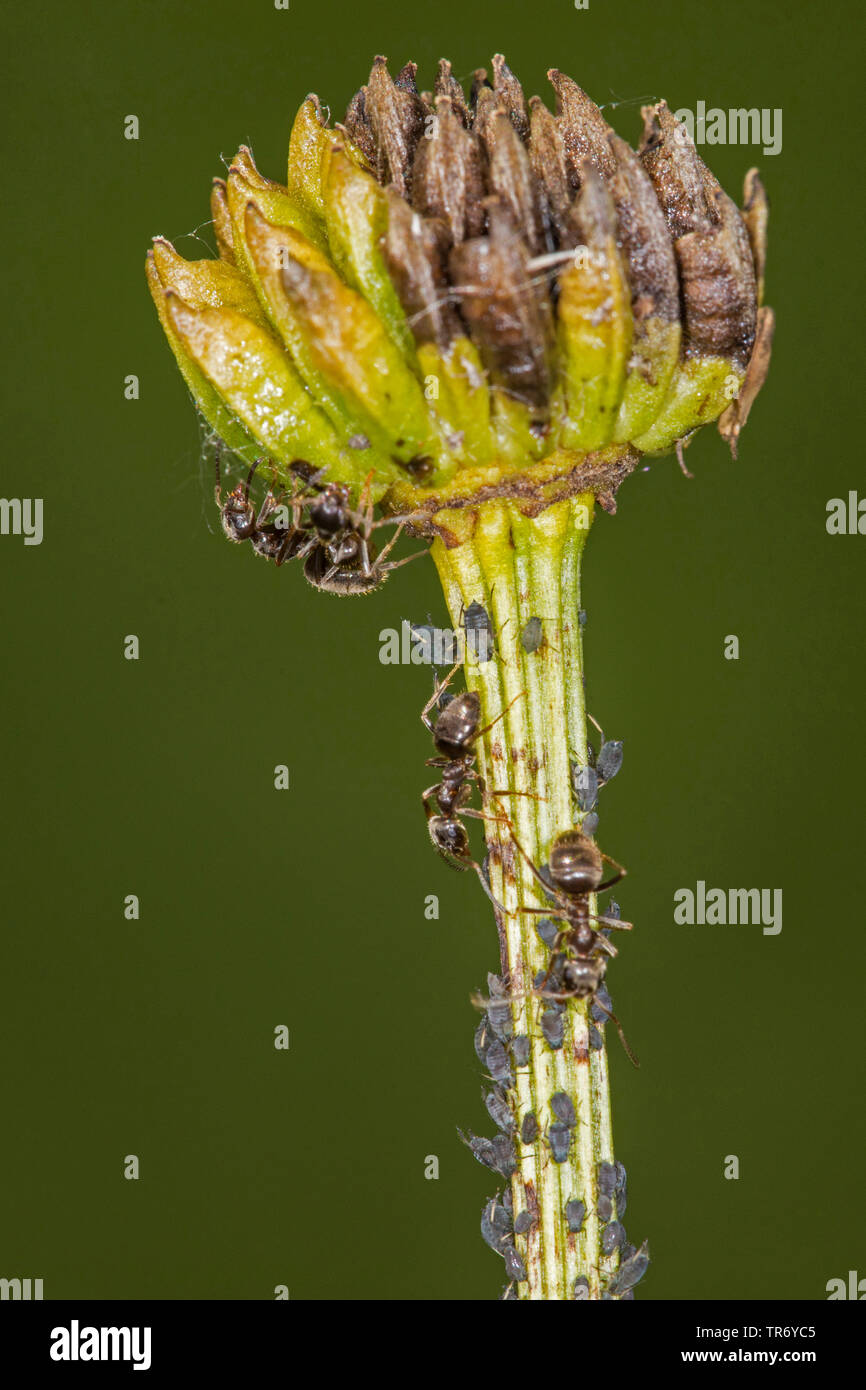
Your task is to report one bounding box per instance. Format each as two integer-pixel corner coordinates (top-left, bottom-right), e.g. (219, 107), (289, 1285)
(432, 494), (621, 1301)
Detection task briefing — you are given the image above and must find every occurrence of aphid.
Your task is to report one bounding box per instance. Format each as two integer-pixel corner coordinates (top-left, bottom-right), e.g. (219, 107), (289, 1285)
(540, 1010), (563, 1049)
(484, 1087), (514, 1134)
(514, 1210), (534, 1236)
(582, 811), (600, 837)
(474, 1016), (494, 1065)
(550, 1092), (576, 1127)
(615, 1161), (628, 1216)
(491, 1133), (517, 1177)
(598, 1161), (617, 1196)
(504, 1246), (528, 1282)
(570, 762), (599, 812)
(460, 1131), (499, 1172)
(481, 1196), (512, 1254)
(485, 1039), (513, 1086)
(536, 918), (559, 948)
(520, 616), (544, 654)
(548, 1122), (572, 1163)
(610, 1239), (650, 1295)
(463, 599), (496, 662)
(596, 740), (624, 785)
(602, 1222), (625, 1254)
(486, 973), (514, 1040)
(521, 1111), (539, 1145)
(588, 1024), (603, 1051)
(578, 610), (587, 628)
(420, 664), (528, 909)
(565, 1199), (585, 1233)
(591, 983), (614, 1025)
(597, 1194), (613, 1222)
(503, 821), (639, 1067)
(511, 1035), (531, 1068)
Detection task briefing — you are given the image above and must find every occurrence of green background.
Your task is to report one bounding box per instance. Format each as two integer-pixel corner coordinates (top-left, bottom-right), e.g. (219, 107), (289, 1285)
(1, 0), (863, 1300)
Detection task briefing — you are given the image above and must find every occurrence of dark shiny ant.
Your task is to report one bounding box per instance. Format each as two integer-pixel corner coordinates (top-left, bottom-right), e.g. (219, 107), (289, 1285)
(289, 463), (426, 595)
(509, 825), (639, 1066)
(473, 824), (638, 1065)
(420, 664), (532, 911)
(214, 451), (427, 592)
(215, 455), (306, 565)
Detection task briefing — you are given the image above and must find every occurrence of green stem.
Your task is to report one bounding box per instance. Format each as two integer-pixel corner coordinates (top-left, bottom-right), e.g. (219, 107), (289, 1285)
(432, 494), (622, 1301)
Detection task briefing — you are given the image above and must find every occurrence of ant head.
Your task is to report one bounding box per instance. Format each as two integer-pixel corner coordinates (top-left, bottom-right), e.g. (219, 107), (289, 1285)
(433, 691), (481, 759)
(220, 486), (256, 542)
(549, 830), (603, 896)
(561, 957), (603, 998)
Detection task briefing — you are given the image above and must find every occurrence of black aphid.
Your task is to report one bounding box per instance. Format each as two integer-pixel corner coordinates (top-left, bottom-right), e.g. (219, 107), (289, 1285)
(481, 1196), (513, 1254)
(598, 1161), (617, 1196)
(504, 1246), (528, 1282)
(514, 1210), (534, 1236)
(565, 1199), (586, 1233)
(536, 918), (559, 948)
(463, 600), (496, 662)
(588, 1023), (604, 1051)
(474, 1017), (493, 1065)
(520, 616), (544, 654)
(511, 1035), (531, 1068)
(610, 1239), (650, 1294)
(540, 1011), (564, 1049)
(597, 1194), (613, 1222)
(551, 1092), (576, 1127)
(549, 1122), (572, 1163)
(492, 1133), (517, 1177)
(521, 1111), (539, 1145)
(487, 973), (514, 1040)
(596, 740), (624, 784)
(485, 1087), (515, 1133)
(486, 1039), (513, 1085)
(614, 1161), (628, 1216)
(602, 1221), (625, 1254)
(571, 763), (599, 812)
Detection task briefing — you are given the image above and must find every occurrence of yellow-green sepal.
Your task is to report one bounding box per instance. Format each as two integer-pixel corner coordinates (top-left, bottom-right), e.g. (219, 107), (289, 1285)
(612, 316), (681, 442)
(418, 338), (494, 470)
(632, 356), (745, 453)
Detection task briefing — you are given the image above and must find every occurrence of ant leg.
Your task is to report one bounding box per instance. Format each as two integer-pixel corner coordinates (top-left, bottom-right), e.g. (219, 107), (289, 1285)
(382, 549), (428, 574)
(472, 688), (527, 744)
(243, 458), (264, 506)
(591, 997), (639, 1069)
(213, 441), (224, 506)
(472, 860), (508, 914)
(420, 662), (461, 732)
(591, 914), (634, 931)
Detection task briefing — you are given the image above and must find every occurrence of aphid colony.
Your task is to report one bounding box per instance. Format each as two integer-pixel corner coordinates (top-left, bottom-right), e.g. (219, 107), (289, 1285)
(215, 452), (425, 594)
(418, 607), (647, 1298)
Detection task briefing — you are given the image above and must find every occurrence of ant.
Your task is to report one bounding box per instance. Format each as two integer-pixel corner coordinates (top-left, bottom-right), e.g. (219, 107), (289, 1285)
(289, 463), (426, 595)
(214, 453), (308, 565)
(498, 822), (639, 1066)
(420, 664), (535, 911)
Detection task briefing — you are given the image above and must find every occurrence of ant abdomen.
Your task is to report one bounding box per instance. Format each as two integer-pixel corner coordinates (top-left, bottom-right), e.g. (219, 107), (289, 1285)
(433, 692), (481, 758)
(549, 830), (604, 895)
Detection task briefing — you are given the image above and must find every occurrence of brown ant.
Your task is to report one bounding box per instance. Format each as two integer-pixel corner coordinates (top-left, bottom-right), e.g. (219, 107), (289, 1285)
(290, 464), (426, 595)
(214, 454), (308, 565)
(420, 664), (536, 911)
(497, 822), (639, 1066)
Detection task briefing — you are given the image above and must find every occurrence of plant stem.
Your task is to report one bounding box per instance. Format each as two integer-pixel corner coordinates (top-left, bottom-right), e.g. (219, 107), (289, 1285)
(431, 493), (622, 1301)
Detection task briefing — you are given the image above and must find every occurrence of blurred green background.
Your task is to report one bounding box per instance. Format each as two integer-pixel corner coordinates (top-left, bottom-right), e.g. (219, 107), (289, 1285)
(1, 0), (863, 1300)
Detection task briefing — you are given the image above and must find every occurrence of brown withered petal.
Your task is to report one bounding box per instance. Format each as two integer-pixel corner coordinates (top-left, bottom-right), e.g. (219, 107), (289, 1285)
(383, 191), (461, 348)
(717, 306), (775, 456)
(529, 97), (573, 248)
(607, 136), (679, 322)
(639, 101), (713, 238)
(483, 110), (545, 255)
(449, 199), (553, 410)
(434, 58), (471, 127)
(472, 83), (500, 149)
(365, 56), (427, 197)
(343, 87), (377, 166)
(566, 160), (617, 249)
(412, 96), (486, 244)
(675, 188), (757, 363)
(548, 70), (617, 184)
(741, 169), (769, 305)
(471, 68), (492, 107)
(394, 61), (420, 95)
(492, 54), (530, 142)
